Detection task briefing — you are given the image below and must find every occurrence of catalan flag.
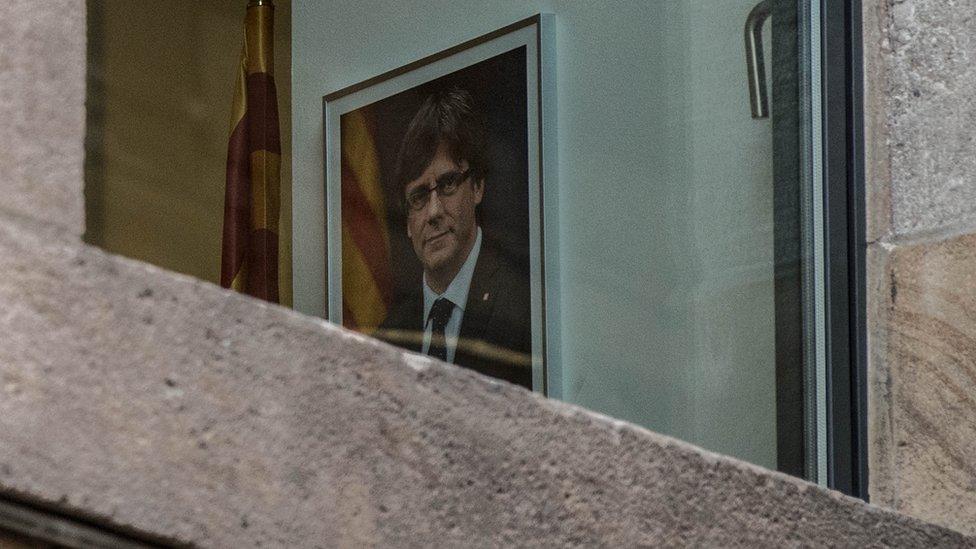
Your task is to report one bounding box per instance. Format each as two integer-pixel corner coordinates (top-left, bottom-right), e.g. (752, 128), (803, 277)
(221, 0), (281, 303)
(341, 109), (392, 333)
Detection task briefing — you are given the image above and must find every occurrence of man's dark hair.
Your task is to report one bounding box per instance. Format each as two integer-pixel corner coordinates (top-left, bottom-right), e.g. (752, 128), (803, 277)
(393, 87), (489, 200)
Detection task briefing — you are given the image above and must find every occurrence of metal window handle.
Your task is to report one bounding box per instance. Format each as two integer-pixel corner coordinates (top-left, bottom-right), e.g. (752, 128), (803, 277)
(745, 0), (772, 119)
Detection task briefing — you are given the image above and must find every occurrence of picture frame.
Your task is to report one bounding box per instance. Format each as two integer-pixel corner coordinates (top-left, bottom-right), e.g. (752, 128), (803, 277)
(320, 15), (557, 394)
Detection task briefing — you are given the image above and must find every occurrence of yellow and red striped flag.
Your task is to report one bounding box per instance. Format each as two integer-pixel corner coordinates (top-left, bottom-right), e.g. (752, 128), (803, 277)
(341, 110), (392, 333)
(221, 0), (281, 303)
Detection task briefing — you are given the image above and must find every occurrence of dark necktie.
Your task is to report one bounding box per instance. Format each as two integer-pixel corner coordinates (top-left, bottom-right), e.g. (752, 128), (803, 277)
(427, 297), (455, 362)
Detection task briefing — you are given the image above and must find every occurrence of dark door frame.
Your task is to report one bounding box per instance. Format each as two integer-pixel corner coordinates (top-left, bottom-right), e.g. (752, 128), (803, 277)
(773, 0), (866, 499)
(822, 0), (867, 499)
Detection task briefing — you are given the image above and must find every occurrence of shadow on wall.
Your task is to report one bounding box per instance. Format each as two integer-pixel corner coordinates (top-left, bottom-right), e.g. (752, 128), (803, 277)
(83, 0), (293, 306)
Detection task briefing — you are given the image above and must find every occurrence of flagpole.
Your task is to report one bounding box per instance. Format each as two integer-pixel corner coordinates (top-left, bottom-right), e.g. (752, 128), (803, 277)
(248, 0), (273, 6)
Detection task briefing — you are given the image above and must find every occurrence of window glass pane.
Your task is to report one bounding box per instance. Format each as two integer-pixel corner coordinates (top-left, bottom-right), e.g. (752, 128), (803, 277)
(85, 0), (825, 479)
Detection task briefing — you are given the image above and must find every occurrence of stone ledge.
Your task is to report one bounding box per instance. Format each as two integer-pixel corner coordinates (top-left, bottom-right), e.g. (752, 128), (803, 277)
(0, 214), (969, 547)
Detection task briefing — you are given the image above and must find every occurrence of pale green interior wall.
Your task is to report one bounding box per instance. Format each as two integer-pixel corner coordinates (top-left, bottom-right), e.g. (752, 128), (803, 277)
(292, 0), (776, 469)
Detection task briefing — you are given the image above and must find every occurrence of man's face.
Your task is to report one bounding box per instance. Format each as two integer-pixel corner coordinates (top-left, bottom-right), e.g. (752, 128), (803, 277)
(405, 142), (484, 280)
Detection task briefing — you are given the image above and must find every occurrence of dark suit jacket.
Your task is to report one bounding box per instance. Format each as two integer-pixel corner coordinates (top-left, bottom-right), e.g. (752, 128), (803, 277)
(376, 244), (533, 389)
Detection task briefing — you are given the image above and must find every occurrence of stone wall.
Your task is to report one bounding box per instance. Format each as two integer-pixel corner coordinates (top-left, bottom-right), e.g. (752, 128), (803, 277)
(0, 0), (85, 236)
(0, 0), (972, 546)
(866, 0), (976, 534)
(0, 216), (968, 547)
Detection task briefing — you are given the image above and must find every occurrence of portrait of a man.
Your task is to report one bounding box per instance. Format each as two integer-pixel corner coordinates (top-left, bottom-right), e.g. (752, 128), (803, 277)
(377, 88), (531, 388)
(336, 48), (534, 389)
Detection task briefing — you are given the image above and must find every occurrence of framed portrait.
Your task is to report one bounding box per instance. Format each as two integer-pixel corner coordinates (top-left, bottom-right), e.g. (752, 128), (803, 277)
(321, 15), (557, 394)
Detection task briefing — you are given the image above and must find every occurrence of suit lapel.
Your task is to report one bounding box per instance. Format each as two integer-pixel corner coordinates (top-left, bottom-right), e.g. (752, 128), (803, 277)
(385, 290), (423, 353)
(406, 291), (424, 352)
(457, 245), (499, 351)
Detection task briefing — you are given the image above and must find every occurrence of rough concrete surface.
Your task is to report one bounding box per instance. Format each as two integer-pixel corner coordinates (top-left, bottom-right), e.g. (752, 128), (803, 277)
(0, 0), (86, 235)
(863, 0), (892, 243)
(0, 529), (44, 549)
(867, 243), (897, 512)
(870, 233), (976, 536)
(0, 216), (969, 547)
(882, 0), (976, 237)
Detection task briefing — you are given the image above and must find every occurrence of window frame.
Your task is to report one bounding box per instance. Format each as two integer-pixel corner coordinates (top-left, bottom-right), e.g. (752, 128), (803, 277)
(821, 0), (867, 499)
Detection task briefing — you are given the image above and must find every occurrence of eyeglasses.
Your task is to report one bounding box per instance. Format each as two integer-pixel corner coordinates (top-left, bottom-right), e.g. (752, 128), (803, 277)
(404, 169), (471, 212)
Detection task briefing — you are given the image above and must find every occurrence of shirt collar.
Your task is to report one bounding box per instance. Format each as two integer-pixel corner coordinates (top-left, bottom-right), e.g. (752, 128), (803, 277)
(423, 227), (482, 323)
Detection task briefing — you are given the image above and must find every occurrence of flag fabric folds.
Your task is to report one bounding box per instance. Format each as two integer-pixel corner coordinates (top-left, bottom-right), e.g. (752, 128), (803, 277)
(221, 1), (281, 303)
(341, 110), (392, 333)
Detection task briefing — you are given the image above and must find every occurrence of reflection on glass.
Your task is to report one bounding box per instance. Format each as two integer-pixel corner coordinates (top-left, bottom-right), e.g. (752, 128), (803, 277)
(85, 0), (824, 480)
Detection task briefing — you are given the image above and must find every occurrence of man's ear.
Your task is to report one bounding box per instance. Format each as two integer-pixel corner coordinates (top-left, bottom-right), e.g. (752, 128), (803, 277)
(473, 178), (484, 206)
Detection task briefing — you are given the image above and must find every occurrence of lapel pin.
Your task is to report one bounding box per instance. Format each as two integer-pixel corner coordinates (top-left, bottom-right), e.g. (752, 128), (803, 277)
(483, 292), (490, 301)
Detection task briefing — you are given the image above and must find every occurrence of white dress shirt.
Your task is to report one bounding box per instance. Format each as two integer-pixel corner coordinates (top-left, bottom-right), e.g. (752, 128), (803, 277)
(421, 227), (482, 363)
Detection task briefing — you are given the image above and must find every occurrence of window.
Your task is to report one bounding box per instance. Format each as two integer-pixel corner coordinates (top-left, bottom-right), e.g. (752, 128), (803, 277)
(85, 0), (866, 496)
